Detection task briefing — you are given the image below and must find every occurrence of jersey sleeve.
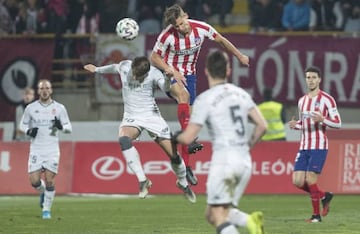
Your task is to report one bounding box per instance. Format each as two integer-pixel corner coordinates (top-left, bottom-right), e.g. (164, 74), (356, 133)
(19, 105), (31, 133)
(189, 95), (208, 126)
(294, 98), (303, 130)
(323, 96), (341, 129)
(152, 30), (170, 57)
(58, 104), (72, 133)
(204, 22), (218, 41)
(243, 91), (256, 111)
(94, 64), (119, 74)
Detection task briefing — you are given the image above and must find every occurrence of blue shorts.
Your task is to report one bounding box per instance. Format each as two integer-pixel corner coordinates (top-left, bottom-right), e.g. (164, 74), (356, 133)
(293, 149), (328, 174)
(167, 74), (197, 105)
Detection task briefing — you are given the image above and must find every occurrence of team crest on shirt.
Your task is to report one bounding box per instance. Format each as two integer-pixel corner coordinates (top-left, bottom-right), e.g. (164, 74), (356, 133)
(315, 102), (320, 108)
(52, 109), (57, 115)
(194, 37), (201, 46)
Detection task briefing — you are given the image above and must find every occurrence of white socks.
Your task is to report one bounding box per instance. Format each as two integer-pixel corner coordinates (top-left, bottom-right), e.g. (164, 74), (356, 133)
(43, 190), (55, 211)
(170, 157), (188, 187)
(122, 147), (147, 182)
(227, 208), (249, 227)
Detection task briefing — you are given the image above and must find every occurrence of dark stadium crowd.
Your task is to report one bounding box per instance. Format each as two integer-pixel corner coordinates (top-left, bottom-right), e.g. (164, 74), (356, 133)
(0, 0), (112, 35)
(248, 0), (360, 33)
(0, 0), (236, 35)
(1, 0), (359, 36)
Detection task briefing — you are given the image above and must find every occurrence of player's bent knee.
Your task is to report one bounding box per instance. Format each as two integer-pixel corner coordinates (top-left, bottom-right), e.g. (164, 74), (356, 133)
(31, 180), (41, 188)
(293, 180), (304, 188)
(46, 185), (55, 191)
(119, 136), (133, 151)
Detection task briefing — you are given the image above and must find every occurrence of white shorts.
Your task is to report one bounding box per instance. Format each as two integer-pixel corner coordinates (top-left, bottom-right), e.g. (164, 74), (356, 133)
(120, 115), (171, 139)
(206, 147), (252, 207)
(28, 152), (60, 174)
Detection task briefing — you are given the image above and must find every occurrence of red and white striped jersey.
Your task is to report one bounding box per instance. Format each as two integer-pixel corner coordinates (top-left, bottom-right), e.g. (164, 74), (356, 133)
(295, 90), (341, 150)
(152, 19), (218, 75)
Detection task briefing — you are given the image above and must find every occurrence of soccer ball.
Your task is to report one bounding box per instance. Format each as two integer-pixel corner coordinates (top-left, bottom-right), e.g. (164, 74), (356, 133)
(115, 18), (139, 40)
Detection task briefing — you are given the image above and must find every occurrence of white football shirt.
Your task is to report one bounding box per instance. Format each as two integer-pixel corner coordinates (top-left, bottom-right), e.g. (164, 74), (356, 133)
(19, 100), (72, 155)
(190, 83), (256, 152)
(95, 60), (169, 118)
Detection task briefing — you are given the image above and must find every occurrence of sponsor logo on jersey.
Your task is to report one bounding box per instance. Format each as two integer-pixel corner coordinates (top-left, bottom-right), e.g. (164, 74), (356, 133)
(172, 45), (201, 56)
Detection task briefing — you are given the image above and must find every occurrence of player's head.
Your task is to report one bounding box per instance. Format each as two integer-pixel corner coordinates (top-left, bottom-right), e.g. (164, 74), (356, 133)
(263, 87), (273, 101)
(37, 79), (53, 102)
(164, 4), (190, 35)
(205, 50), (230, 81)
(132, 56), (150, 82)
(23, 87), (35, 104)
(305, 66), (321, 91)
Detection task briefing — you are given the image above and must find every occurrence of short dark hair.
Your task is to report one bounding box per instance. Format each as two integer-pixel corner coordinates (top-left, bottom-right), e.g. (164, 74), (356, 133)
(132, 56), (150, 78)
(263, 87), (273, 101)
(305, 66), (321, 77)
(206, 50), (228, 80)
(163, 4), (184, 27)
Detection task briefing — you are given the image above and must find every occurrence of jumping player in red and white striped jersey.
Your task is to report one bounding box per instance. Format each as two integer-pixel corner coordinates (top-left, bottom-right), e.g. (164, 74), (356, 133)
(150, 4), (249, 185)
(288, 66), (341, 223)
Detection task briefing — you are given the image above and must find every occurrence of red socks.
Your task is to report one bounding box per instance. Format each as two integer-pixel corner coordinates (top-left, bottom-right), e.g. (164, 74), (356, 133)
(177, 103), (190, 166)
(308, 183), (325, 215)
(177, 103), (190, 129)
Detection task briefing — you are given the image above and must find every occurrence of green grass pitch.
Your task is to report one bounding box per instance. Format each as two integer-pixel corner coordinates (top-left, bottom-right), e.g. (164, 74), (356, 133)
(1, 194), (359, 234)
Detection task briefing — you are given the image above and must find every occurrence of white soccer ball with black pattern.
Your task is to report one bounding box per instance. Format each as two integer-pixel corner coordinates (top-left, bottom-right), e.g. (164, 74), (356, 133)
(115, 18), (139, 40)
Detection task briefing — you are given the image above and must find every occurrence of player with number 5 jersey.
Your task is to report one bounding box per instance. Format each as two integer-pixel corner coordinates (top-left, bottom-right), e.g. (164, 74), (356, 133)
(172, 50), (267, 234)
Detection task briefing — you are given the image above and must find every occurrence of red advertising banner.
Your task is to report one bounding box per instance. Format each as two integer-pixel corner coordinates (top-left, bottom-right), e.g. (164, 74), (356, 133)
(248, 141), (299, 194)
(318, 140), (360, 193)
(1, 140), (359, 195)
(0, 142), (74, 194)
(146, 34), (360, 107)
(0, 38), (54, 121)
(71, 142), (210, 194)
(72, 140), (360, 195)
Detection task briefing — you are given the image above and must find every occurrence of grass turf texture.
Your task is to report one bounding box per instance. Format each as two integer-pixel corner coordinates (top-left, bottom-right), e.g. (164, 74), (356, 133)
(1, 194), (359, 234)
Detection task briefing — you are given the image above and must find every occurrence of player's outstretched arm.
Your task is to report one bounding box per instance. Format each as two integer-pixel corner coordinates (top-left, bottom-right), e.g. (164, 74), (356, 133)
(214, 34), (249, 67)
(84, 64), (97, 73)
(84, 64), (119, 74)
